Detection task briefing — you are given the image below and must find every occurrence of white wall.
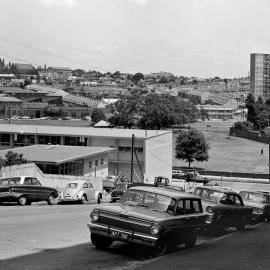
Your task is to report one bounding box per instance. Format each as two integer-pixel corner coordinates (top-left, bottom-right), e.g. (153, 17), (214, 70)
(144, 132), (172, 184)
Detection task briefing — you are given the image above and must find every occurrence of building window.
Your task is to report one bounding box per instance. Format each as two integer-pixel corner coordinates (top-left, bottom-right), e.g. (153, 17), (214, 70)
(89, 161), (92, 168)
(101, 158), (104, 165)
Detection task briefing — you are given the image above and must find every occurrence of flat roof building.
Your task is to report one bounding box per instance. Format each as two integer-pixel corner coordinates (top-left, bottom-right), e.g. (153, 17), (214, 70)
(0, 124), (172, 183)
(0, 144), (113, 177)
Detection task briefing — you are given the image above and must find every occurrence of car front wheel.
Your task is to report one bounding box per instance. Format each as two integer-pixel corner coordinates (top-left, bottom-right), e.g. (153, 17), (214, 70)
(47, 194), (55, 205)
(81, 195), (87, 204)
(18, 196), (27, 206)
(91, 233), (113, 249)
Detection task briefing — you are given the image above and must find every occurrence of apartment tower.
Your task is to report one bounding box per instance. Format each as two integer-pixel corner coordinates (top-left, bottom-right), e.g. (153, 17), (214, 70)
(250, 53), (270, 100)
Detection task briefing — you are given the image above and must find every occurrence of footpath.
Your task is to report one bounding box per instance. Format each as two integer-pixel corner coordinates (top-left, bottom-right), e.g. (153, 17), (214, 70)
(132, 222), (270, 270)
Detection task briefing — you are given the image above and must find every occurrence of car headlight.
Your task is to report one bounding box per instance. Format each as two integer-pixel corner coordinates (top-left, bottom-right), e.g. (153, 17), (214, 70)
(90, 211), (99, 222)
(150, 224), (160, 235)
(206, 206), (213, 213)
(253, 208), (263, 215)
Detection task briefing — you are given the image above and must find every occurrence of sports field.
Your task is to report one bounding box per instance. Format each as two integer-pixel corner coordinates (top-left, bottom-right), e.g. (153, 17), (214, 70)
(173, 120), (269, 174)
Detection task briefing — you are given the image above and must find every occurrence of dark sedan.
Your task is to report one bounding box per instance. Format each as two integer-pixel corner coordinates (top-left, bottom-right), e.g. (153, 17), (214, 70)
(239, 190), (270, 222)
(110, 189), (126, 203)
(88, 186), (208, 255)
(0, 176), (58, 206)
(193, 186), (253, 234)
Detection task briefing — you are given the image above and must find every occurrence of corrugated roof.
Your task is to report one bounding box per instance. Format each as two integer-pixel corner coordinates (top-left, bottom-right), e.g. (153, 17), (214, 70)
(0, 145), (114, 164)
(0, 124), (171, 140)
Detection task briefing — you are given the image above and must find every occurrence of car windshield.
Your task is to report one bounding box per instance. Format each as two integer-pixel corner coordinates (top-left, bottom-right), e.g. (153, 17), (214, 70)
(248, 193), (268, 203)
(120, 190), (175, 214)
(67, 183), (79, 188)
(198, 189), (224, 203)
(0, 177), (21, 186)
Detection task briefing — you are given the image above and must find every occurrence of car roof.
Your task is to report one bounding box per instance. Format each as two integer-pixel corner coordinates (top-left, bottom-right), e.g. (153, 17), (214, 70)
(129, 185), (200, 199)
(195, 185), (238, 195)
(240, 190), (270, 195)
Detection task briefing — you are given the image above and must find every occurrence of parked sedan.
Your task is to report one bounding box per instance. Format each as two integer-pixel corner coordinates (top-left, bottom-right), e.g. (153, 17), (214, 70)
(193, 186), (253, 234)
(0, 176), (58, 206)
(88, 186), (208, 256)
(239, 190), (270, 222)
(58, 180), (101, 204)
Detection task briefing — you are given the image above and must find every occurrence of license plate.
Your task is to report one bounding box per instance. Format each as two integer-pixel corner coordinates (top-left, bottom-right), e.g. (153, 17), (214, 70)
(111, 230), (129, 239)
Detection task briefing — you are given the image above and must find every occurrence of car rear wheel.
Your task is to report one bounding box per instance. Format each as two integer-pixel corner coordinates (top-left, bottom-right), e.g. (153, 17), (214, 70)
(91, 233), (113, 249)
(18, 196), (27, 206)
(47, 194), (55, 205)
(236, 220), (245, 231)
(185, 232), (197, 249)
(81, 195), (87, 204)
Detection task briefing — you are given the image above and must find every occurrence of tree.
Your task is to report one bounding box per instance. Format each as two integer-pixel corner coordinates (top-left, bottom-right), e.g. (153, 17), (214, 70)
(0, 150), (28, 168)
(108, 96), (139, 128)
(245, 93), (257, 125)
(132, 72), (144, 84)
(72, 69), (85, 77)
(91, 108), (106, 124)
(175, 128), (209, 168)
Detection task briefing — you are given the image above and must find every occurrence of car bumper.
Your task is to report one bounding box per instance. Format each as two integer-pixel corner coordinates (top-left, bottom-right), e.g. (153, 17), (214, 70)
(87, 222), (158, 247)
(58, 197), (80, 202)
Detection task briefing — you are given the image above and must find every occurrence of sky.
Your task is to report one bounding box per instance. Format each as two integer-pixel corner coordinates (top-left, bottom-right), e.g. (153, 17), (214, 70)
(1, 0), (270, 78)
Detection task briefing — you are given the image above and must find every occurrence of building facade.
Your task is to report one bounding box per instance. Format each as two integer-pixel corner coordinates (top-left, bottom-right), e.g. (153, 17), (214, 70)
(0, 124), (172, 184)
(250, 53), (270, 101)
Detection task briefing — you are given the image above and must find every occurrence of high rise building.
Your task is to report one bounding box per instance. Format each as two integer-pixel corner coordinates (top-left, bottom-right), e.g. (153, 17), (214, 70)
(250, 53), (270, 100)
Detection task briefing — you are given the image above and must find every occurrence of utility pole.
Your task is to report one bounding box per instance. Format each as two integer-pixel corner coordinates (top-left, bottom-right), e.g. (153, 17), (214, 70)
(130, 134), (134, 183)
(269, 136), (270, 184)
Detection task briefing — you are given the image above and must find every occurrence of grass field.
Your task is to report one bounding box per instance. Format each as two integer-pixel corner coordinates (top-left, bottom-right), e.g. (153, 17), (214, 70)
(173, 120), (269, 174)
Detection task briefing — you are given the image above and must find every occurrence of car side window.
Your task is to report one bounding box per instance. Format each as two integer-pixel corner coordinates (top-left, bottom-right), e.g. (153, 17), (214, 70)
(192, 200), (201, 213)
(176, 200), (185, 215)
(24, 178), (32, 185)
(221, 194), (237, 205)
(31, 178), (41, 186)
(88, 183), (93, 188)
(235, 195), (243, 206)
(201, 189), (208, 200)
(194, 188), (201, 196)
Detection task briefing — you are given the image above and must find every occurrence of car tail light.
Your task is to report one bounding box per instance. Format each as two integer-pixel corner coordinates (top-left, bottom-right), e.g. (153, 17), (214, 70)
(150, 224), (160, 235)
(90, 211), (99, 222)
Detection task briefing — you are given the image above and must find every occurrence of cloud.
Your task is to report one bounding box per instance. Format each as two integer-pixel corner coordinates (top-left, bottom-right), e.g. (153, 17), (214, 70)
(127, 0), (147, 6)
(39, 0), (78, 7)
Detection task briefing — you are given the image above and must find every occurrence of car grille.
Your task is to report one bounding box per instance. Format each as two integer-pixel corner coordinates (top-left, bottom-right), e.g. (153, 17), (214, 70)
(98, 211), (152, 234)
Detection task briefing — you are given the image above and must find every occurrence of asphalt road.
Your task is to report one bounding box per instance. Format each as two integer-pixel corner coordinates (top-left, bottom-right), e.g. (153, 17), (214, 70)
(0, 203), (267, 270)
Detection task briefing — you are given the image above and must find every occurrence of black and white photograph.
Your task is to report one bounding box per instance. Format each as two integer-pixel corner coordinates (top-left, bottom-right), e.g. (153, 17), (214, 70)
(1, 0), (270, 269)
